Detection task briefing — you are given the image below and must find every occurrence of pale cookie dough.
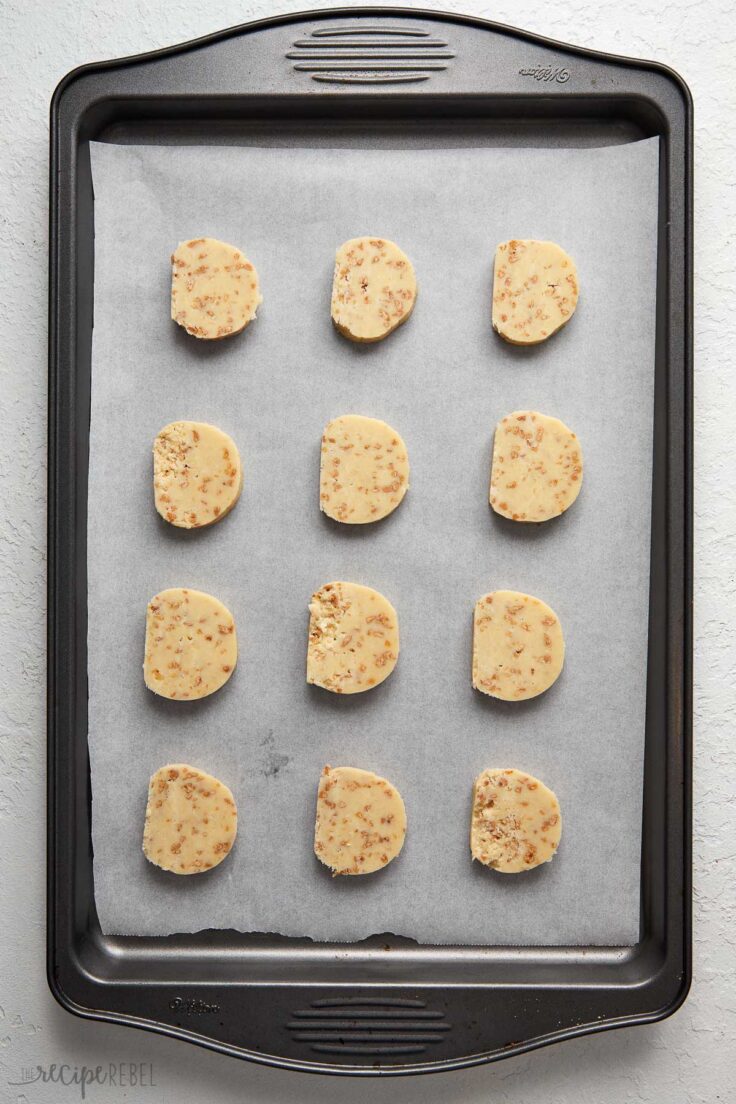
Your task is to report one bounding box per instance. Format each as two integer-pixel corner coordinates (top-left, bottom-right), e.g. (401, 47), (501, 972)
(144, 587), (237, 700)
(153, 421), (242, 529)
(472, 590), (564, 701)
(307, 581), (399, 694)
(143, 763), (237, 875)
(171, 237), (261, 340)
(331, 237), (416, 342)
(314, 765), (407, 875)
(492, 239), (578, 345)
(470, 768), (562, 873)
(320, 415), (409, 524)
(490, 410), (583, 522)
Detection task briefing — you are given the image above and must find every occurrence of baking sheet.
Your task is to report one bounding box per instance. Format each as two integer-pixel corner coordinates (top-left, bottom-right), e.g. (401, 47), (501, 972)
(88, 137), (658, 944)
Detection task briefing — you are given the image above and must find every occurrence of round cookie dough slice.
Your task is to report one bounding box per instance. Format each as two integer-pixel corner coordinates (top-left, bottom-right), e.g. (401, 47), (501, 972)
(171, 237), (261, 340)
(492, 239), (578, 345)
(314, 765), (407, 875)
(307, 581), (399, 694)
(143, 763), (237, 875)
(320, 414), (409, 524)
(154, 420), (242, 529)
(331, 236), (416, 342)
(472, 590), (564, 701)
(490, 410), (583, 522)
(144, 587), (237, 700)
(470, 768), (561, 873)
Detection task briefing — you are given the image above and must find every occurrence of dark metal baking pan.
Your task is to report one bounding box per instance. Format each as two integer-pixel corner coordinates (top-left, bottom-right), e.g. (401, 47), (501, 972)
(48, 6), (692, 1075)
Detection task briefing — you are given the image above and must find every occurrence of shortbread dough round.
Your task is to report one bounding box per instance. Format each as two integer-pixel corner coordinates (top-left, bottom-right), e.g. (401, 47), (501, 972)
(307, 581), (399, 694)
(470, 768), (561, 873)
(143, 763), (237, 875)
(331, 236), (416, 342)
(490, 410), (583, 522)
(314, 765), (407, 875)
(472, 590), (564, 701)
(144, 587), (237, 700)
(320, 414), (409, 524)
(153, 421), (242, 528)
(171, 237), (261, 339)
(492, 239), (578, 345)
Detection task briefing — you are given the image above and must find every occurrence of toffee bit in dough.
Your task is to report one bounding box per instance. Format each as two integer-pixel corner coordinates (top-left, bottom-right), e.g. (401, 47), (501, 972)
(171, 237), (262, 340)
(143, 763), (237, 875)
(472, 589), (564, 701)
(144, 587), (237, 701)
(490, 410), (583, 522)
(307, 581), (399, 695)
(470, 768), (561, 873)
(153, 420), (243, 529)
(320, 414), (410, 524)
(331, 236), (417, 343)
(492, 239), (579, 345)
(314, 765), (407, 875)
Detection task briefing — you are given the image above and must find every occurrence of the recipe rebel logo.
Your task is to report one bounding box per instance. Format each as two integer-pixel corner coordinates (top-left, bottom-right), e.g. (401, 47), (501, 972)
(518, 65), (571, 83)
(8, 1062), (156, 1100)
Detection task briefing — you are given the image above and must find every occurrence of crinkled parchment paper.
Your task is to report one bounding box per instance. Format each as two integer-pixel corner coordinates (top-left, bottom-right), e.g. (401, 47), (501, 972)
(88, 137), (658, 943)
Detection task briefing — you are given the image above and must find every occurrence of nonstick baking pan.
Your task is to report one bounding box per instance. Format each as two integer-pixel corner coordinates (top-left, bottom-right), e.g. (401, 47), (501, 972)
(48, 6), (692, 1075)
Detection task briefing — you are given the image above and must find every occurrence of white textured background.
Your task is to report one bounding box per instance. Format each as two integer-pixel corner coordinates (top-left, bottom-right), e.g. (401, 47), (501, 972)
(1, 0), (733, 1101)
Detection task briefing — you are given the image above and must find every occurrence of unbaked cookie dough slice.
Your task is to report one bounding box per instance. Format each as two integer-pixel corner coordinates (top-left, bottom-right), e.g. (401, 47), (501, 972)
(143, 763), (237, 875)
(470, 768), (561, 873)
(472, 590), (564, 701)
(320, 414), (409, 524)
(171, 237), (261, 340)
(492, 239), (578, 345)
(490, 410), (583, 522)
(144, 587), (237, 700)
(314, 765), (407, 875)
(153, 420), (242, 528)
(331, 236), (416, 342)
(307, 581), (399, 694)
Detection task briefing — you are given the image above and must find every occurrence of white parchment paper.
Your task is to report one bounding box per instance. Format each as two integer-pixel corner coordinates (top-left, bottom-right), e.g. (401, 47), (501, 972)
(88, 137), (658, 944)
